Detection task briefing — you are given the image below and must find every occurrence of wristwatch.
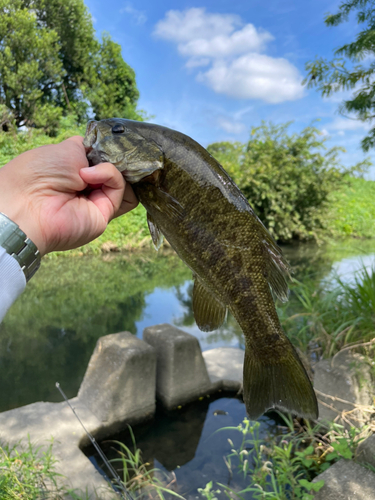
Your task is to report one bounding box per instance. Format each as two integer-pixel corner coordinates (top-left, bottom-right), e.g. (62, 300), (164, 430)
(0, 212), (41, 282)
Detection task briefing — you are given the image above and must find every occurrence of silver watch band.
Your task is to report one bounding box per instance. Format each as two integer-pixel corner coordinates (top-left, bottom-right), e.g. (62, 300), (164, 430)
(0, 212), (41, 282)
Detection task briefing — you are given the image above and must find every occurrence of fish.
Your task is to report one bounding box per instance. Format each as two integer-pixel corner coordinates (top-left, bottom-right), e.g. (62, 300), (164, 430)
(83, 118), (318, 421)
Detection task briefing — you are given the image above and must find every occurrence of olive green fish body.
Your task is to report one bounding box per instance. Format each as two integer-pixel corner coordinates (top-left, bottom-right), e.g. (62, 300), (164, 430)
(83, 118), (318, 420)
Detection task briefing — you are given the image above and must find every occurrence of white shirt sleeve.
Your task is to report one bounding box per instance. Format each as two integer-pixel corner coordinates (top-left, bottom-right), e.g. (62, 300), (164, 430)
(0, 246), (26, 322)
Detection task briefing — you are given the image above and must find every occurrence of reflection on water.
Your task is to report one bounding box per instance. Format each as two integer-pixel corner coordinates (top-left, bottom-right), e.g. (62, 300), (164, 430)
(0, 240), (374, 411)
(87, 394), (280, 499)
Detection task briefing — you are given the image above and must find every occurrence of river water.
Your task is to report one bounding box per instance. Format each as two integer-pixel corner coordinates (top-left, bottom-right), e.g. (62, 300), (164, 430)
(1, 239), (374, 497)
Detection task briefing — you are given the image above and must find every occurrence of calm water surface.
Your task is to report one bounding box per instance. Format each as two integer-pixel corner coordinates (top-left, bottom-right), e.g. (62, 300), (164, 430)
(1, 240), (374, 411)
(1, 240), (374, 497)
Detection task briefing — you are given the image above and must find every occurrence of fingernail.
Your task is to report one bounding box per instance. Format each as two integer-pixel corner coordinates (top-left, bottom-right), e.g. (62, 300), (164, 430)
(81, 166), (96, 172)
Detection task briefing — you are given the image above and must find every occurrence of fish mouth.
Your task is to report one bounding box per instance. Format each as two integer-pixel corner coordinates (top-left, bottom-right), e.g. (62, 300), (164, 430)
(83, 120), (99, 163)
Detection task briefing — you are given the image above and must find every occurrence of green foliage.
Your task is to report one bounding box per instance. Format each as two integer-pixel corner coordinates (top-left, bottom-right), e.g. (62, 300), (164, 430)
(198, 416), (370, 500)
(209, 122), (369, 243)
(327, 176), (375, 238)
(0, 438), (64, 499)
(0, 113), (85, 166)
(110, 427), (184, 499)
(0, 0), (64, 133)
(280, 264), (375, 358)
(0, 0), (142, 134)
(86, 33), (141, 121)
(304, 0), (375, 151)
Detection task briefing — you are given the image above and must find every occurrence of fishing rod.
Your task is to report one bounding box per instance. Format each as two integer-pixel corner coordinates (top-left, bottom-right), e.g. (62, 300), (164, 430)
(56, 382), (134, 500)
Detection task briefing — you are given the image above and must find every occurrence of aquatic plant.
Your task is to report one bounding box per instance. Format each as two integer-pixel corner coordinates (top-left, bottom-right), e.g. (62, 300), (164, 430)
(109, 427), (184, 500)
(198, 415), (372, 500)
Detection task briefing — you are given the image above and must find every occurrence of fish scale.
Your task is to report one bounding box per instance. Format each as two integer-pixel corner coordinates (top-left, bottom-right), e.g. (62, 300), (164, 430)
(83, 118), (318, 421)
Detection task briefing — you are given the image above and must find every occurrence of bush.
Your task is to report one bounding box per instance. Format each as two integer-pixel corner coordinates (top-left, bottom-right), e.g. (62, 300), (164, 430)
(208, 122), (370, 243)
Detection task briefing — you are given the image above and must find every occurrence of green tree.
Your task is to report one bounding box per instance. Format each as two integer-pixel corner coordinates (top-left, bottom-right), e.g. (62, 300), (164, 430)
(208, 123), (369, 242)
(305, 0), (375, 151)
(0, 0), (142, 133)
(0, 0), (64, 132)
(24, 0), (99, 122)
(86, 33), (140, 121)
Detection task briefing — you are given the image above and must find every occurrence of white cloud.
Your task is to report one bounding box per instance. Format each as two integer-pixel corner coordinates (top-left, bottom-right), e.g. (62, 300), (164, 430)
(154, 8), (303, 104)
(198, 54), (304, 103)
(217, 117), (246, 134)
(154, 8), (241, 43)
(121, 3), (147, 25)
(329, 117), (373, 132)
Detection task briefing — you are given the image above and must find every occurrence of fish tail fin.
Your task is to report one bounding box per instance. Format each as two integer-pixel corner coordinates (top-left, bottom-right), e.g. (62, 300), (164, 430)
(243, 341), (318, 421)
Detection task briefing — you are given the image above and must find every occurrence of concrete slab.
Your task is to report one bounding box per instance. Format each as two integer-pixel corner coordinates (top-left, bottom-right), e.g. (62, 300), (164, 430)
(143, 324), (213, 409)
(312, 459), (375, 499)
(313, 352), (374, 427)
(203, 347), (244, 391)
(356, 434), (375, 469)
(0, 398), (116, 499)
(78, 332), (156, 427)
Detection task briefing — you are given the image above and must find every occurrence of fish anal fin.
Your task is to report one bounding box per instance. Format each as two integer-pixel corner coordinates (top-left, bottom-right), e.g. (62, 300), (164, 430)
(147, 212), (164, 251)
(243, 341), (318, 420)
(193, 278), (227, 332)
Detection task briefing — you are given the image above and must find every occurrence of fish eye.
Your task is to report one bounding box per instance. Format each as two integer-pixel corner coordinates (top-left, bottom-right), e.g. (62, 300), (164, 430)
(112, 124), (125, 134)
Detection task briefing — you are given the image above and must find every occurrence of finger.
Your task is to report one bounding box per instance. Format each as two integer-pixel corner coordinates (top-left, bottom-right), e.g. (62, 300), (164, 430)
(116, 183), (139, 218)
(80, 163), (126, 221)
(66, 135), (84, 145)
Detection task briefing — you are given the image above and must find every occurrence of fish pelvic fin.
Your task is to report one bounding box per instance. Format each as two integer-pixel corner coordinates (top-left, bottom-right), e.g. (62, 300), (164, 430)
(243, 342), (318, 421)
(147, 212), (164, 250)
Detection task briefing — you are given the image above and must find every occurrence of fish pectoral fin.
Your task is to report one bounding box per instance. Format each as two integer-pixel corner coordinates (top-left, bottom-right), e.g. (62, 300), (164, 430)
(152, 190), (185, 221)
(147, 212), (164, 251)
(193, 278), (227, 332)
(242, 340), (318, 421)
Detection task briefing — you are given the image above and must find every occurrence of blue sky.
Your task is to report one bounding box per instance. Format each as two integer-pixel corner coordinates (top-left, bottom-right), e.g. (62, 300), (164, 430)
(85, 0), (375, 179)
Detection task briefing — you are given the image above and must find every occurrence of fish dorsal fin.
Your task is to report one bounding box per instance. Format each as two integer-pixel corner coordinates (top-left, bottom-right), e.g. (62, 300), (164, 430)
(147, 212), (164, 250)
(193, 277), (227, 332)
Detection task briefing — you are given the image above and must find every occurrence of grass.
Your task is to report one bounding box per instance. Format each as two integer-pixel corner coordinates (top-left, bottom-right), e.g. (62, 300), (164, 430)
(327, 176), (375, 239)
(0, 431), (184, 500)
(0, 438), (65, 499)
(278, 264), (375, 359)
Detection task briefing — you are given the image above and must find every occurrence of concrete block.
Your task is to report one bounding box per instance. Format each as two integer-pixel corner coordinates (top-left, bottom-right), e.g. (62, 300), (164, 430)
(356, 434), (375, 469)
(78, 332), (156, 426)
(313, 351), (374, 426)
(0, 398), (117, 499)
(312, 459), (375, 499)
(143, 324), (212, 409)
(203, 347), (244, 391)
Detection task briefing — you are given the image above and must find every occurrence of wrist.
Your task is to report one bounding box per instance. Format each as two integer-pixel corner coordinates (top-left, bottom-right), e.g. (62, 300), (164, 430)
(0, 212), (41, 281)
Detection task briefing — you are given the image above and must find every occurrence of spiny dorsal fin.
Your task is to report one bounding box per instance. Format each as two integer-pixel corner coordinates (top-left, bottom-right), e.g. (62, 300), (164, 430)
(193, 277), (227, 332)
(147, 212), (164, 250)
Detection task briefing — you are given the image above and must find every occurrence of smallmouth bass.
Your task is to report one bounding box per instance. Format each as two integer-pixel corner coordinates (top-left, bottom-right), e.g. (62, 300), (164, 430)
(83, 118), (318, 421)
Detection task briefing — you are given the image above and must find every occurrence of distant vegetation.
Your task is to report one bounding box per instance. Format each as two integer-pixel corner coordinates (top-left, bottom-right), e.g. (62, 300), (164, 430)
(0, 2), (373, 249)
(208, 122), (373, 244)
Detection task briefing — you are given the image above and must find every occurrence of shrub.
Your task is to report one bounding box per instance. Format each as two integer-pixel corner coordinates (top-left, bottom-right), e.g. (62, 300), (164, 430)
(208, 122), (370, 243)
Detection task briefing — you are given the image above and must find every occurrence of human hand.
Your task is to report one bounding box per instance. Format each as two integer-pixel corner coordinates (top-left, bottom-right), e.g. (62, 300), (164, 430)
(0, 136), (138, 257)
